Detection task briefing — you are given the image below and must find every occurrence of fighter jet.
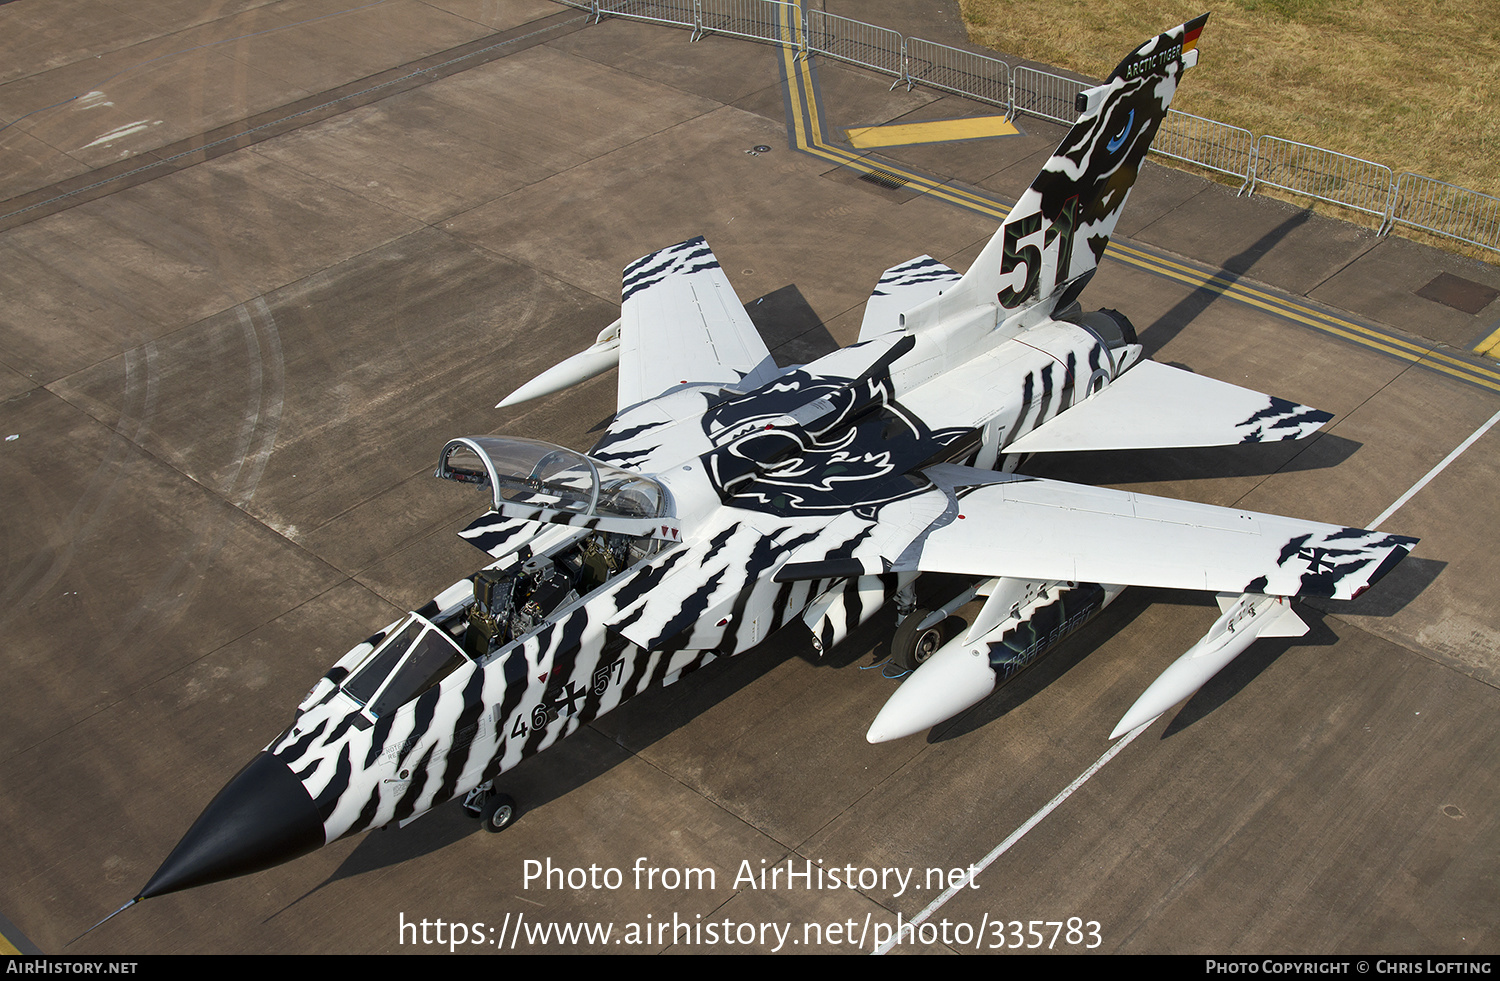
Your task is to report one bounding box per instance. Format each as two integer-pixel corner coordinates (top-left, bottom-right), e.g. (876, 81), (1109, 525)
(103, 14), (1416, 919)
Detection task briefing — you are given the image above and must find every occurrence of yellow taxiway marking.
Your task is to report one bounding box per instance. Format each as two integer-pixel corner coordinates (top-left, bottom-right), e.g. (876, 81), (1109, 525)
(775, 11), (1500, 390)
(1475, 323), (1500, 358)
(1108, 242), (1500, 393)
(777, 18), (1002, 217)
(845, 115), (1019, 149)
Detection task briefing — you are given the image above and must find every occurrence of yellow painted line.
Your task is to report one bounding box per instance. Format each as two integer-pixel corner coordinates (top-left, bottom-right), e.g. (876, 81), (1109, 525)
(776, 12), (1006, 218)
(846, 115), (1018, 149)
(776, 6), (1500, 392)
(1476, 324), (1500, 358)
(1108, 243), (1428, 357)
(0, 907), (38, 954)
(1107, 242), (1500, 391)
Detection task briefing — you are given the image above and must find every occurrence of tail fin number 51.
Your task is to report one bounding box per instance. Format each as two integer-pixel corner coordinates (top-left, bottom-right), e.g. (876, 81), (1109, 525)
(999, 194), (1079, 309)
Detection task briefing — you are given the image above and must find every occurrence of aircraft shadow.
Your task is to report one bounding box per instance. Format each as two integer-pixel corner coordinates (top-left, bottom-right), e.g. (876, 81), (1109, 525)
(1137, 209), (1314, 355)
(748, 283), (832, 359)
(1303, 555), (1445, 619)
(1025, 434), (1362, 487)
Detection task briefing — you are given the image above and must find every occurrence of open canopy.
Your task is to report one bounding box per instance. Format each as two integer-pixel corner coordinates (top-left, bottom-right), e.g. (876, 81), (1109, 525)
(436, 436), (667, 520)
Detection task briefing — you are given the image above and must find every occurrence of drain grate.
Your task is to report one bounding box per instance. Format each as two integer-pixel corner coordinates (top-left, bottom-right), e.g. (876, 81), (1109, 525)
(859, 169), (911, 190)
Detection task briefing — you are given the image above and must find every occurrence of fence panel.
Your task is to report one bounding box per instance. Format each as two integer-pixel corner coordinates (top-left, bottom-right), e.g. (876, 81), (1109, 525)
(1250, 136), (1394, 221)
(1010, 66), (1085, 125)
(594, 0), (696, 29)
(904, 37), (1011, 112)
(1384, 173), (1500, 253)
(696, 0), (799, 46)
(577, 2), (1494, 254)
(805, 9), (904, 80)
(1153, 110), (1254, 191)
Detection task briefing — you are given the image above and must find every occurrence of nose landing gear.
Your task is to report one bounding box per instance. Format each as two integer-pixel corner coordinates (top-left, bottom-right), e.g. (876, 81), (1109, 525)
(462, 782), (520, 833)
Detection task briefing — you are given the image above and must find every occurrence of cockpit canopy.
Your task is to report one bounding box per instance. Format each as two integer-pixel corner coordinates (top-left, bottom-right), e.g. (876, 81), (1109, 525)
(343, 614), (468, 719)
(436, 436), (668, 519)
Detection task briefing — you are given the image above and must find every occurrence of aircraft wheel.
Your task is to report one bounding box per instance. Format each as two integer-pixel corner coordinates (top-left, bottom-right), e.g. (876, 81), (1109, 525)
(893, 608), (944, 672)
(481, 793), (519, 833)
(460, 781), (494, 818)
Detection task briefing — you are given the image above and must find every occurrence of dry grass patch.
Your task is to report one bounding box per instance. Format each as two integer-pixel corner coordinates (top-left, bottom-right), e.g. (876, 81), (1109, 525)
(959, 0), (1500, 202)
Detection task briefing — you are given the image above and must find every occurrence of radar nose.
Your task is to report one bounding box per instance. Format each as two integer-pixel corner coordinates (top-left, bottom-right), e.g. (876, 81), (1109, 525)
(140, 751), (325, 899)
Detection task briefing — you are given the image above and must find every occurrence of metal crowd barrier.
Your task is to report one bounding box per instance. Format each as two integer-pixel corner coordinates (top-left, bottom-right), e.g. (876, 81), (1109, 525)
(696, 0), (800, 45)
(1009, 66), (1085, 125)
(903, 37), (1011, 111)
(563, 0), (1500, 253)
(1250, 136), (1395, 221)
(1383, 173), (1500, 252)
(591, 0), (696, 29)
(1155, 110), (1255, 192)
(804, 9), (904, 81)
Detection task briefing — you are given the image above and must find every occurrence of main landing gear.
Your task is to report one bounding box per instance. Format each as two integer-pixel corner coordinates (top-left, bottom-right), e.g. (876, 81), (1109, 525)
(892, 607), (946, 672)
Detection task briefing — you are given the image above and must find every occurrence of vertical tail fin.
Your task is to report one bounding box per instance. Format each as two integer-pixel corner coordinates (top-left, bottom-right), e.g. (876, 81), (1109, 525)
(944, 15), (1208, 321)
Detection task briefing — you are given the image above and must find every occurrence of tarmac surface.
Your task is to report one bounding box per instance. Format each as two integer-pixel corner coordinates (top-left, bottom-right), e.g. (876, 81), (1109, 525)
(2, 0), (1498, 956)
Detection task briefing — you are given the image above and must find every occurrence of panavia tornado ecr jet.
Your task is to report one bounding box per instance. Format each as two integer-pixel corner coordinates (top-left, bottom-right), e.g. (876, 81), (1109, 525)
(103, 14), (1417, 922)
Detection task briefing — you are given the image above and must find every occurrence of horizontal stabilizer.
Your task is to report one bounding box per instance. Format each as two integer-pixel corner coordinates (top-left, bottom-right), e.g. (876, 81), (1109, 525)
(1004, 360), (1333, 453)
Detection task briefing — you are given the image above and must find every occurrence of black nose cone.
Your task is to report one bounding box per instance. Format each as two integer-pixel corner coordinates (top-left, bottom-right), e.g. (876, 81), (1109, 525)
(139, 752), (325, 899)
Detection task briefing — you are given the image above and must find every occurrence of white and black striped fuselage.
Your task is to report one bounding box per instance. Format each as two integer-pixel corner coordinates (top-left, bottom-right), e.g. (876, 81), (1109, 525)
(268, 314), (1117, 846)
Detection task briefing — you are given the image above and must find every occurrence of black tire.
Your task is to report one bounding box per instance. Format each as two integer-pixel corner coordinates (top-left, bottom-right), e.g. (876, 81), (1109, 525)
(893, 608), (945, 672)
(480, 793), (518, 833)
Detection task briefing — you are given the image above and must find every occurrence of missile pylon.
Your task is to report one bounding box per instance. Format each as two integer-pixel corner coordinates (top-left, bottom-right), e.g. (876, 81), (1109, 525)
(1108, 593), (1308, 740)
(867, 582), (1122, 743)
